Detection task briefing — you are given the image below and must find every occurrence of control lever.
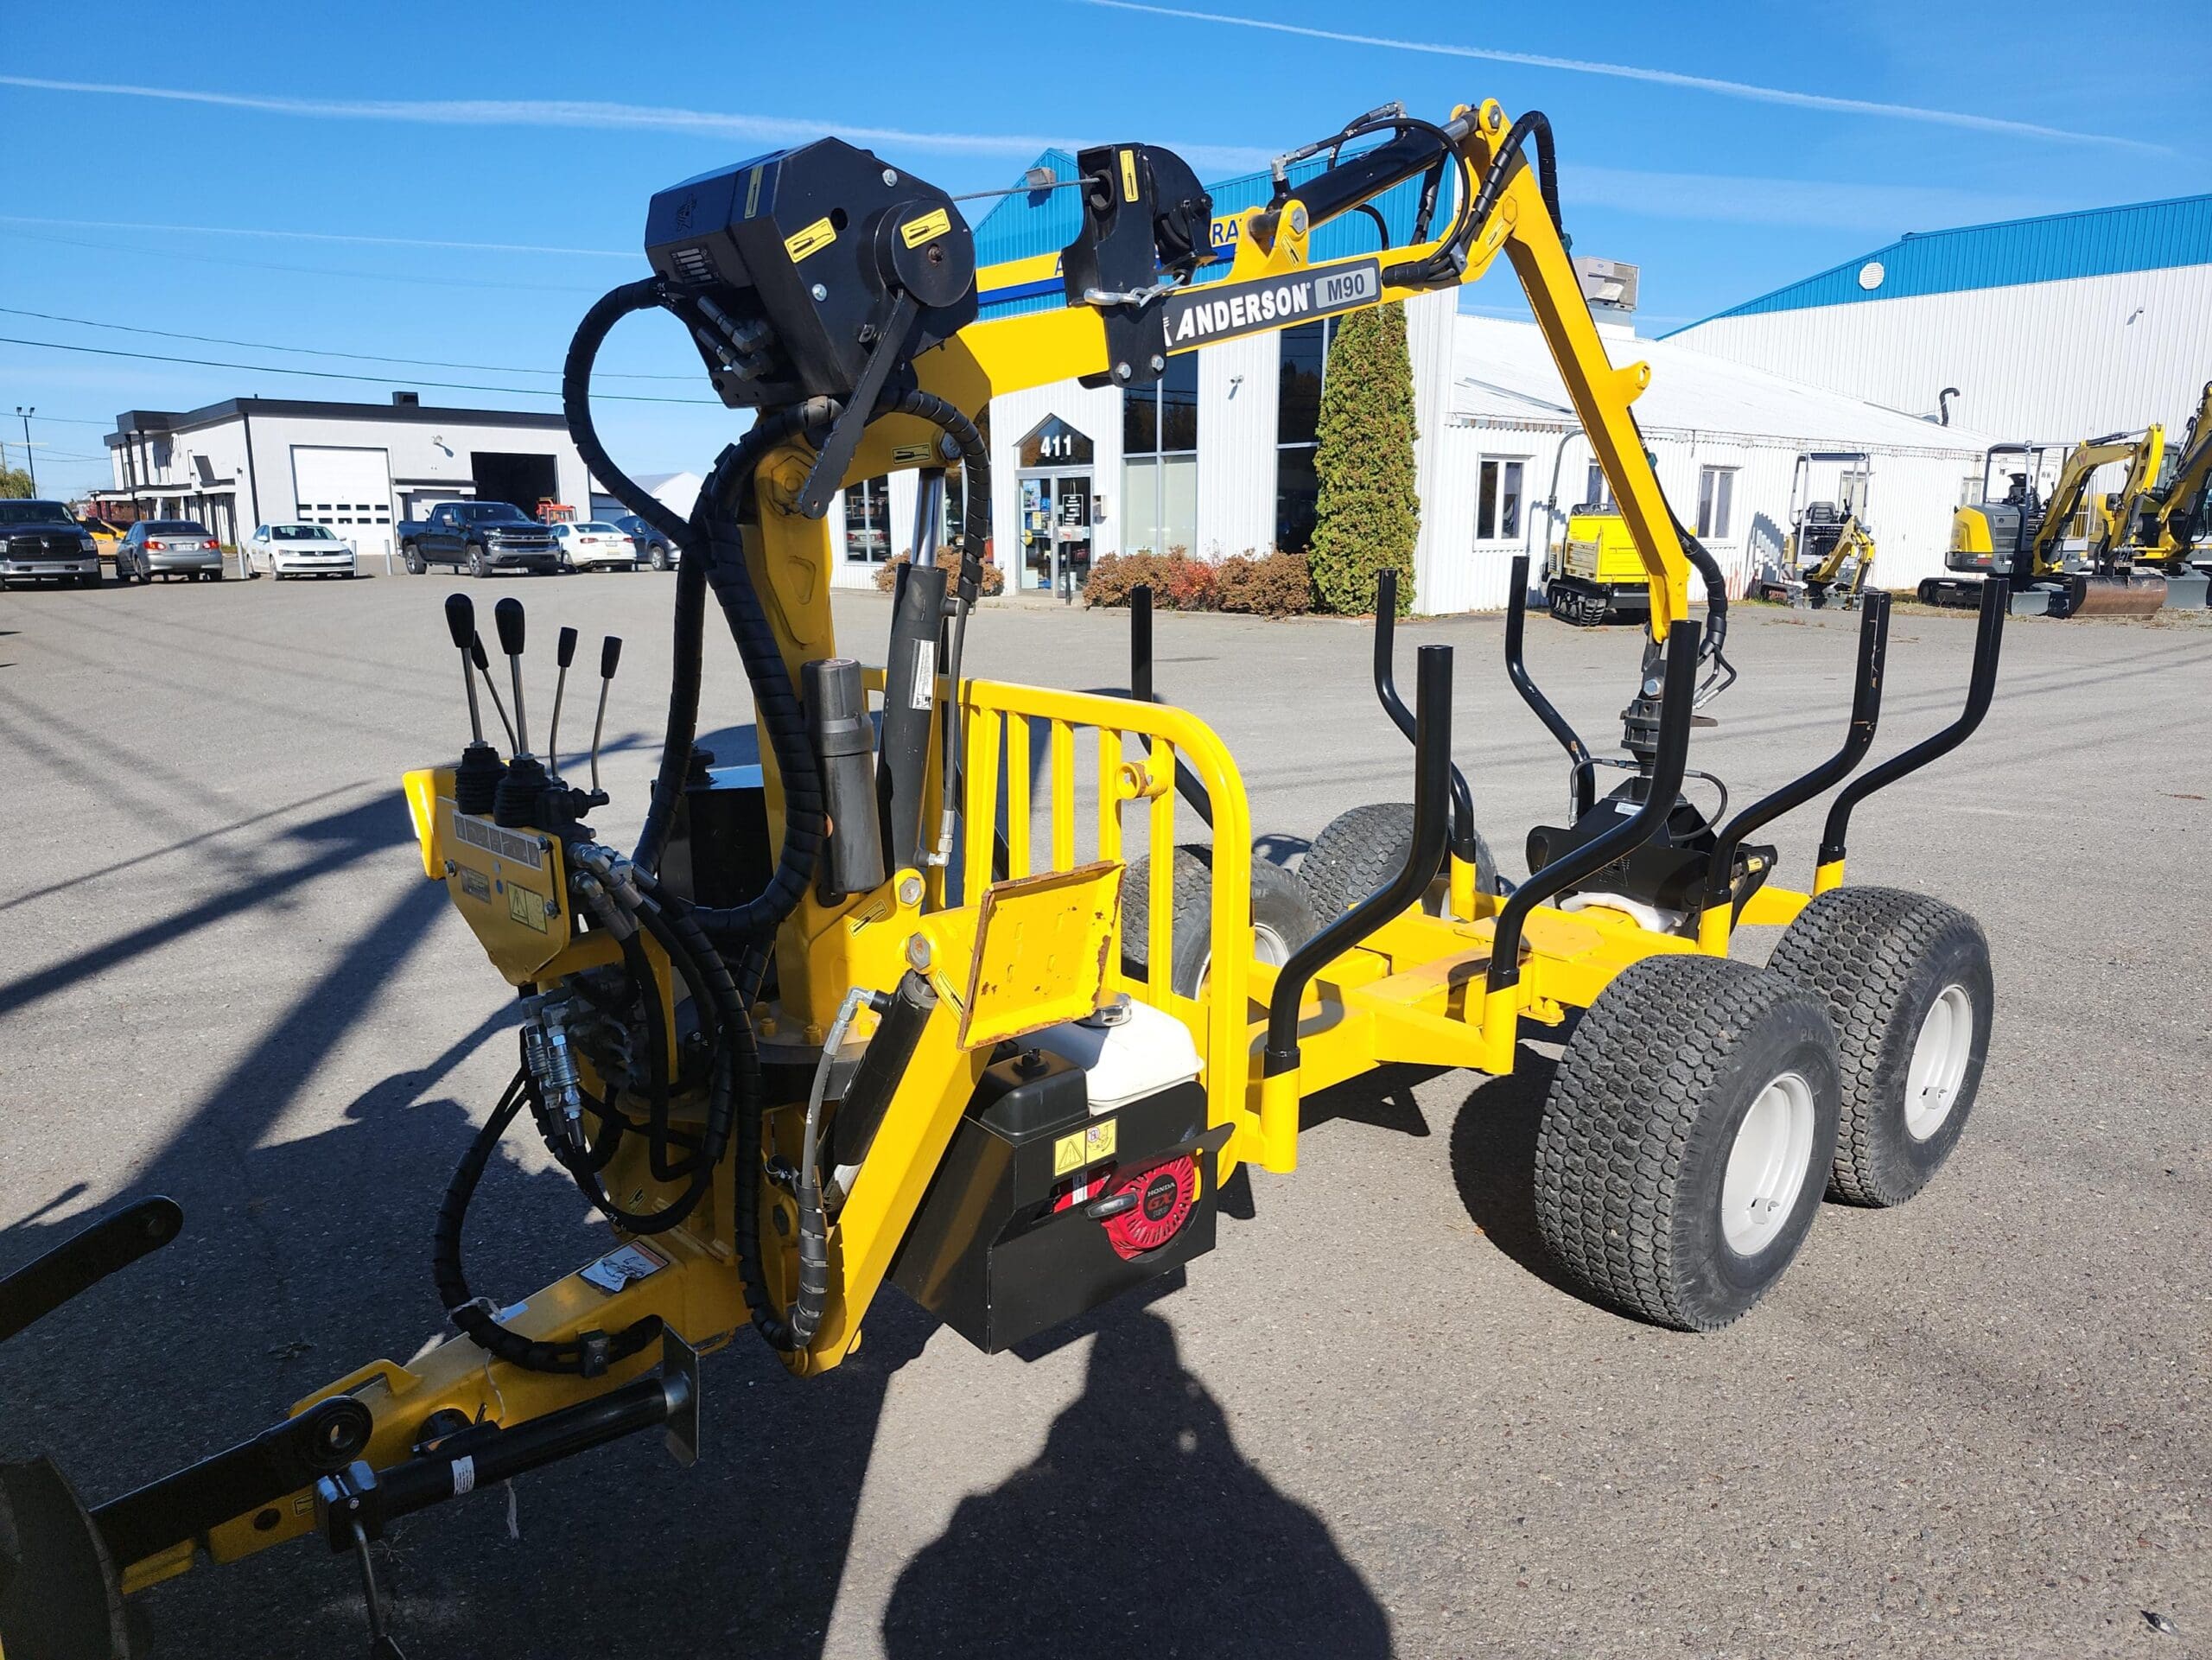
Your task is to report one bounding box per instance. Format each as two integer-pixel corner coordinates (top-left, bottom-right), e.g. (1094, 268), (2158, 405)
(469, 634), (516, 750)
(443, 594), (484, 743)
(589, 635), (621, 794)
(547, 625), (578, 776)
(493, 597), (531, 755)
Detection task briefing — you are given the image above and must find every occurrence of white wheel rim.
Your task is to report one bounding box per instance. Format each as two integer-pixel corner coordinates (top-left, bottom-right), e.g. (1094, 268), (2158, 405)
(1720, 1071), (1816, 1256)
(1905, 984), (1974, 1141)
(1195, 922), (1291, 995)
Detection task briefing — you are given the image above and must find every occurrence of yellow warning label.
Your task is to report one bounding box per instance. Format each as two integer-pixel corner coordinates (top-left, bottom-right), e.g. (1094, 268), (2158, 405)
(783, 215), (836, 263)
(507, 885), (549, 934)
(900, 207), (951, 249)
(1054, 1116), (1118, 1175)
(1119, 149), (1139, 203)
(742, 163), (766, 219)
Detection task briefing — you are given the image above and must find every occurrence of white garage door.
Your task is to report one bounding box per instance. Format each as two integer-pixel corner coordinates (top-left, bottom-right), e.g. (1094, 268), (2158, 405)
(291, 447), (396, 563)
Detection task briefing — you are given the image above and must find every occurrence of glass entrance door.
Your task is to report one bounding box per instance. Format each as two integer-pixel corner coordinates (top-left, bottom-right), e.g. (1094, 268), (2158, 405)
(1018, 473), (1094, 592)
(1052, 474), (1091, 591)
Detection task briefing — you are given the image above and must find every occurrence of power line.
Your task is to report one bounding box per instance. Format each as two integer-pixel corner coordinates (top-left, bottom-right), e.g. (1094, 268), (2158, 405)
(0, 335), (721, 406)
(0, 305), (693, 381)
(0, 213), (636, 261)
(0, 226), (604, 296)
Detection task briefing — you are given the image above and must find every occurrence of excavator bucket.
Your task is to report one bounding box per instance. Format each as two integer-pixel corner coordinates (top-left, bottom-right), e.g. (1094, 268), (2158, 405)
(2068, 573), (2167, 618)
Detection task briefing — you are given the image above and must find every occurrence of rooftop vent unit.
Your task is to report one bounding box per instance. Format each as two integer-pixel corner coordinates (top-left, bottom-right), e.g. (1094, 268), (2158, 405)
(1573, 258), (1639, 314)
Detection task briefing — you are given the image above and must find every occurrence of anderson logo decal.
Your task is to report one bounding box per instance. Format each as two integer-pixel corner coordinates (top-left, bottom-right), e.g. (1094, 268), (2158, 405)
(1162, 259), (1380, 348)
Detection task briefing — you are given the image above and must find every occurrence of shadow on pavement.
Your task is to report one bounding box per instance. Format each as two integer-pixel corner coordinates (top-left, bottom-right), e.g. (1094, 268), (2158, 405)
(1446, 1049), (1586, 1302)
(882, 1303), (1391, 1660)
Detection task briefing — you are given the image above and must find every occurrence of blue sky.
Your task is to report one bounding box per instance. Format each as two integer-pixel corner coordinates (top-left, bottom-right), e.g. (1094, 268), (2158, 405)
(4, 0), (2206, 499)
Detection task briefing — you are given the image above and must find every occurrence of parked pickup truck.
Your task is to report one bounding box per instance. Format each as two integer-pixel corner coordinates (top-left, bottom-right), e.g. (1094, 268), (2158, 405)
(0, 499), (104, 588)
(397, 501), (560, 577)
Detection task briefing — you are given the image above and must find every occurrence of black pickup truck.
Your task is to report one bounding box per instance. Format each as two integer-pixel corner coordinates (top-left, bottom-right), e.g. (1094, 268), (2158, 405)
(397, 501), (560, 577)
(0, 499), (104, 588)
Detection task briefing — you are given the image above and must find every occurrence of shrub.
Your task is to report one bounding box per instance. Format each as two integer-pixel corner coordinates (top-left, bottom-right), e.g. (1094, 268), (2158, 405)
(874, 543), (1004, 597)
(1216, 549), (1313, 617)
(1084, 550), (1166, 607)
(1307, 301), (1419, 616)
(1084, 550), (1222, 611)
(1159, 551), (1219, 611)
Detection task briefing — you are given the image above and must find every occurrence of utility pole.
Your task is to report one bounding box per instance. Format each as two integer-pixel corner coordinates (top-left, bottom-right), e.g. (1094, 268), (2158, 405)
(15, 408), (35, 494)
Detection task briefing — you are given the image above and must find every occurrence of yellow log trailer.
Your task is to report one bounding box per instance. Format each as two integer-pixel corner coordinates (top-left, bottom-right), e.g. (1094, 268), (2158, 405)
(1, 99), (2012, 1657)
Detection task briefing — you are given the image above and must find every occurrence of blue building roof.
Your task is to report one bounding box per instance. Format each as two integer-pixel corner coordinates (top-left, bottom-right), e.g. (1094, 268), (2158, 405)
(972, 147), (1433, 320)
(1667, 192), (2212, 334)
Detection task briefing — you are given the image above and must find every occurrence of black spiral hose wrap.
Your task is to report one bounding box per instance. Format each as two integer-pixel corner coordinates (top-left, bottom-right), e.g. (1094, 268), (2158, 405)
(434, 1072), (665, 1376)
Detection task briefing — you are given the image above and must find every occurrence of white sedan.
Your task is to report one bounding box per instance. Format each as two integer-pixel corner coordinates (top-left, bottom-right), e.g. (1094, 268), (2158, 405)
(245, 523), (356, 578)
(553, 522), (638, 572)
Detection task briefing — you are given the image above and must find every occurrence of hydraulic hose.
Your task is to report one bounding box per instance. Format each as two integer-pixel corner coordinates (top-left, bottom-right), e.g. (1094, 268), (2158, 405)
(865, 390), (990, 867)
(563, 277), (710, 875)
(687, 403), (842, 941)
(1384, 108), (1563, 289)
(435, 1072), (665, 1376)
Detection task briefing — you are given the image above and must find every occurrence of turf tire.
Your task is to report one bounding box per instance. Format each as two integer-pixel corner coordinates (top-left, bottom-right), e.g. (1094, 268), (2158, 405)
(1535, 954), (1840, 1332)
(1766, 886), (1992, 1208)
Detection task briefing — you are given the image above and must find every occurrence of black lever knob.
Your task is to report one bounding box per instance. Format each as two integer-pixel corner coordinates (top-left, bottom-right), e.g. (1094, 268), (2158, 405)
(470, 634), (490, 671)
(444, 593), (475, 651)
(556, 626), (578, 669)
(601, 635), (622, 678)
(494, 597), (525, 658)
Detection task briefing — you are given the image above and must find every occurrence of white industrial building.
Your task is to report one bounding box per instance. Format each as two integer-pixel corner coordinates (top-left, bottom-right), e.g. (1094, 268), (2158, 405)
(92, 395), (601, 563)
(1664, 193), (2212, 442)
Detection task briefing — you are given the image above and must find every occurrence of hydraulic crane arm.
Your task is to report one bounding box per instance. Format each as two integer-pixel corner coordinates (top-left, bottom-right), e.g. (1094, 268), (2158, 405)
(938, 100), (1700, 641)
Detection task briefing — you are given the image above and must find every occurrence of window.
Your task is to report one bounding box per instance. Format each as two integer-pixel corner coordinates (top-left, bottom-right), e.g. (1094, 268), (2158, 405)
(1581, 461), (1613, 512)
(1840, 471), (1871, 519)
(1696, 466), (1736, 540)
(843, 475), (890, 563)
(1124, 353), (1198, 554)
(1959, 474), (1984, 506)
(1274, 318), (1338, 551)
(1477, 456), (1527, 541)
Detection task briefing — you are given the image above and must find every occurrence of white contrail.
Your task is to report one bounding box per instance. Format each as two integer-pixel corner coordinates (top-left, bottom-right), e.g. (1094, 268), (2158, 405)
(1076, 1), (2162, 151)
(0, 214), (632, 259)
(0, 74), (1274, 172)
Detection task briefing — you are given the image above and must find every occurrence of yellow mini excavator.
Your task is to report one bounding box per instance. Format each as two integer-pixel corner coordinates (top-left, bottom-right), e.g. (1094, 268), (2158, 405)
(1753, 450), (1875, 609)
(1934, 428), (2167, 616)
(2, 98), (2013, 1657)
(2105, 378), (2212, 609)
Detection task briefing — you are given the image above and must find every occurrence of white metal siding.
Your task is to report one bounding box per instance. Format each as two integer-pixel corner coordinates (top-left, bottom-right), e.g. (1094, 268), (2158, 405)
(1405, 289), (1461, 609)
(1193, 330), (1278, 557)
(1671, 264), (2212, 442)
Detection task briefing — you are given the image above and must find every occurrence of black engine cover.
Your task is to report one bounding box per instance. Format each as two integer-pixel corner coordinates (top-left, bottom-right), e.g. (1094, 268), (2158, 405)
(645, 138), (977, 410)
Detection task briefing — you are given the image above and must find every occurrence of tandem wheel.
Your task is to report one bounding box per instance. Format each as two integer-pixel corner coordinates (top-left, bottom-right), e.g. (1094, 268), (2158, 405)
(1534, 955), (1841, 1332)
(1767, 886), (1992, 1207)
(1299, 801), (1500, 921)
(1121, 843), (1321, 997)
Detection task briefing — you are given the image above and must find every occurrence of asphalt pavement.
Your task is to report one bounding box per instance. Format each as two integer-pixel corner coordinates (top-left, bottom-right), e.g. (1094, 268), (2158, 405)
(1, 567), (2207, 1658)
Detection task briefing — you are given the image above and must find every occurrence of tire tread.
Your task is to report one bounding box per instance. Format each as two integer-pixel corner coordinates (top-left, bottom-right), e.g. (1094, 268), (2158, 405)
(1767, 885), (1988, 1206)
(1534, 955), (1831, 1331)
